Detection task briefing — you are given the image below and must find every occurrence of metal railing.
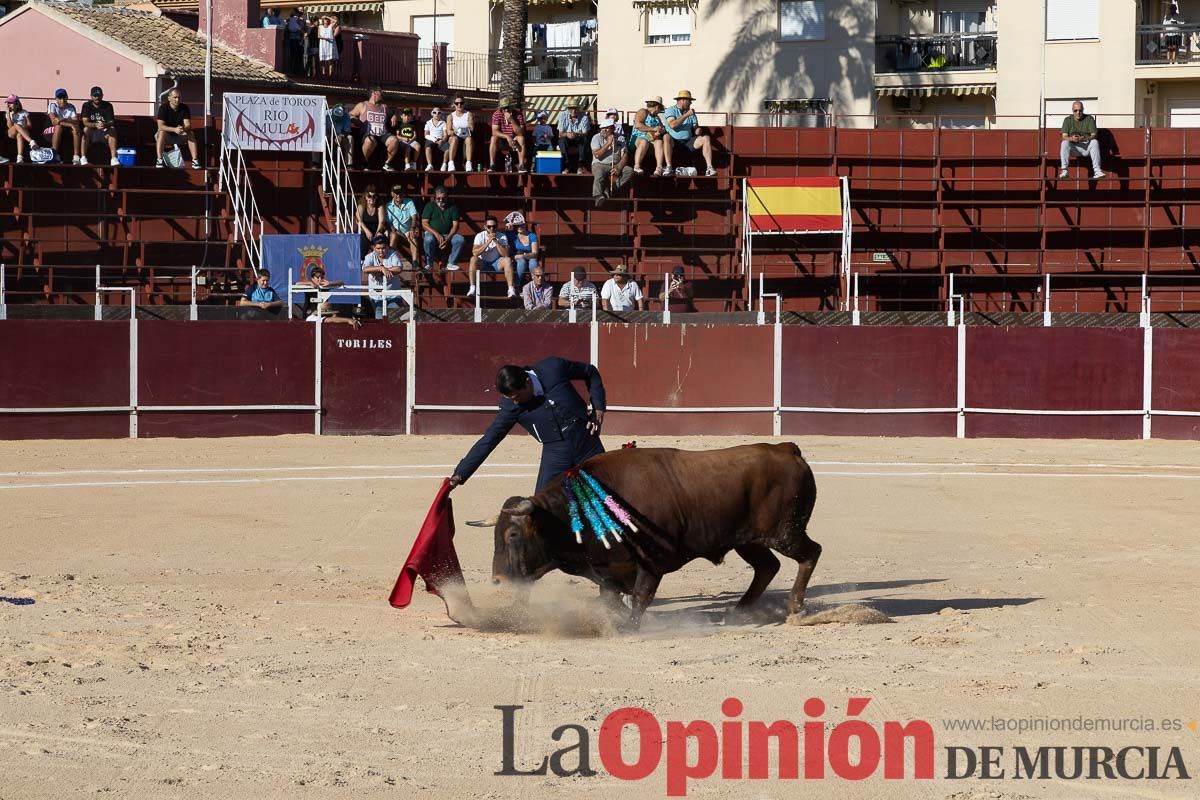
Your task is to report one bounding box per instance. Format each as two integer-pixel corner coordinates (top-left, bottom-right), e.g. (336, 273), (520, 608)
(321, 120), (355, 234)
(490, 46), (598, 84)
(876, 32), (998, 73)
(417, 48), (497, 91)
(1136, 23), (1200, 65)
(217, 139), (264, 275)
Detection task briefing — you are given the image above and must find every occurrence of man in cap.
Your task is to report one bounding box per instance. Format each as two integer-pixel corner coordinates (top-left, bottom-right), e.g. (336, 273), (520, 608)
(79, 86), (120, 167)
(590, 118), (633, 208)
(605, 107), (626, 139)
(662, 265), (697, 312)
(532, 110), (555, 151)
(558, 266), (597, 309)
(556, 99), (592, 173)
(47, 89), (82, 164)
(663, 90), (715, 177)
(489, 98), (527, 172)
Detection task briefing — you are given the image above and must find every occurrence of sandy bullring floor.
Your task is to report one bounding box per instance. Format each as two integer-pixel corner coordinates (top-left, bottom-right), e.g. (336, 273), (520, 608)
(1, 434), (1198, 799)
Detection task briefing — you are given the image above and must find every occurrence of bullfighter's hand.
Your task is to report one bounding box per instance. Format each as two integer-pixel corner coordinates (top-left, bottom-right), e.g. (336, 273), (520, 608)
(448, 474), (464, 487)
(588, 410), (604, 435)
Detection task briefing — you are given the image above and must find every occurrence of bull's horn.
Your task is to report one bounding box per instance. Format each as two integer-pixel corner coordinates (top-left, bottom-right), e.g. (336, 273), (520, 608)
(501, 498), (535, 516)
(465, 515), (499, 528)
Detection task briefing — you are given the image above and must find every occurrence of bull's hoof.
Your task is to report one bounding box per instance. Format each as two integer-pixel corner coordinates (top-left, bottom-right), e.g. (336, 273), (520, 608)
(615, 614), (643, 634)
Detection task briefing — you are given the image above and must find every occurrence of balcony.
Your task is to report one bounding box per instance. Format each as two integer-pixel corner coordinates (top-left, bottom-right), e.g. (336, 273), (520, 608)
(488, 46), (598, 84)
(1136, 23), (1200, 65)
(876, 33), (998, 74)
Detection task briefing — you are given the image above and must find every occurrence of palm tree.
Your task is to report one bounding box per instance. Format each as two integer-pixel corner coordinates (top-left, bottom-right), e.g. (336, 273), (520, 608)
(498, 0), (528, 107)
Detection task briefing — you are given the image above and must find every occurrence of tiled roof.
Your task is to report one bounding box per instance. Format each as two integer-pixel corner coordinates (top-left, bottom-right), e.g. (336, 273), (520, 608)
(43, 1), (286, 84)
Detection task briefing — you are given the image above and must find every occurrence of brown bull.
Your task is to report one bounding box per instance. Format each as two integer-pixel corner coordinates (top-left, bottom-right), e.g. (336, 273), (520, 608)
(493, 442), (820, 629)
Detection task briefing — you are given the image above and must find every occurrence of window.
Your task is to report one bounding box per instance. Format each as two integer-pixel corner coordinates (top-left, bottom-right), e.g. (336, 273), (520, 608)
(780, 1), (825, 42)
(938, 11), (988, 34)
(646, 8), (691, 45)
(413, 15), (455, 57)
(1046, 0), (1098, 41)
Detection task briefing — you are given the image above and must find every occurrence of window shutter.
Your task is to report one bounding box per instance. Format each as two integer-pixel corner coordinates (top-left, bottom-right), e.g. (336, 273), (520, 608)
(647, 9), (692, 39)
(1046, 0), (1098, 41)
(780, 1), (826, 42)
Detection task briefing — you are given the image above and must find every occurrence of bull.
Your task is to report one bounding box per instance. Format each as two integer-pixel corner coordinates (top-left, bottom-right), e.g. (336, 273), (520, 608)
(492, 442), (820, 629)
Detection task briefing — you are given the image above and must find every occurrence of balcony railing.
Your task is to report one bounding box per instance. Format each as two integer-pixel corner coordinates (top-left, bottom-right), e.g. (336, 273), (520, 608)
(1136, 23), (1200, 65)
(876, 33), (998, 74)
(417, 49), (498, 92)
(488, 46), (598, 84)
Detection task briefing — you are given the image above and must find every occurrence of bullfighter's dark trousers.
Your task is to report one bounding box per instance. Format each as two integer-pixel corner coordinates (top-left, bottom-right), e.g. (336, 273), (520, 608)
(536, 428), (604, 493)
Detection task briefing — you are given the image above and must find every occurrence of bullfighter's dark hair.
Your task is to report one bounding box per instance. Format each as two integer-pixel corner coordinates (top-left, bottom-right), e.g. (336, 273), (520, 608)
(495, 365), (530, 395)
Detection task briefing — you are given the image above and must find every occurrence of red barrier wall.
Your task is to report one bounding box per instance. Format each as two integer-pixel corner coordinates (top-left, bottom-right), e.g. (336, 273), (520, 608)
(598, 324), (774, 435)
(0, 321), (131, 439)
(412, 323), (589, 434)
(965, 328), (1143, 439)
(137, 321), (315, 438)
(321, 324), (407, 435)
(781, 327), (958, 436)
(1151, 329), (1200, 440)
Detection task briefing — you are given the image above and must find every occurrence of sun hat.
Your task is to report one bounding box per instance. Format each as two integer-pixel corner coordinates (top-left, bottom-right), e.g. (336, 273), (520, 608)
(612, 265), (629, 275)
(646, 95), (663, 106)
(674, 90), (696, 101)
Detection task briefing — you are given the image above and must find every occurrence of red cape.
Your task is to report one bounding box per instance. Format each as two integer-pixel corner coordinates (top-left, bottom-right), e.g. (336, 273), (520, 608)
(388, 478), (474, 623)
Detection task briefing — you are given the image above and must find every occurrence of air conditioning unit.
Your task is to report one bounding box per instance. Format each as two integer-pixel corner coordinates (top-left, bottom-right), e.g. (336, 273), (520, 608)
(891, 95), (923, 113)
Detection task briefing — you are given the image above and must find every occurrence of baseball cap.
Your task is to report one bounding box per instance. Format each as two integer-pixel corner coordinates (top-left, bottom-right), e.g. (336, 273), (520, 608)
(599, 118), (615, 129)
(606, 107), (619, 117)
(54, 88), (68, 99)
(566, 99), (580, 108)
(572, 267), (587, 279)
(90, 86), (103, 97)
(672, 266), (686, 276)
(4, 94), (17, 105)
(536, 110), (549, 120)
(400, 106), (413, 114)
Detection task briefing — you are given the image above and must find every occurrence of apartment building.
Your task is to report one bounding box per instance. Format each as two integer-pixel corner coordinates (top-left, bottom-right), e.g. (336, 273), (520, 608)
(138, 0), (1200, 128)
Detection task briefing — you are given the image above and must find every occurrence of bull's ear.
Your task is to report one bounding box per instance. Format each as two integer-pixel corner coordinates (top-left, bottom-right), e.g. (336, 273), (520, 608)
(501, 497), (535, 516)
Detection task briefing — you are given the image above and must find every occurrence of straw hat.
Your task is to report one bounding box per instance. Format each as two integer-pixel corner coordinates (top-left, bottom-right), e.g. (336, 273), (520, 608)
(674, 90), (696, 101)
(645, 95), (664, 107)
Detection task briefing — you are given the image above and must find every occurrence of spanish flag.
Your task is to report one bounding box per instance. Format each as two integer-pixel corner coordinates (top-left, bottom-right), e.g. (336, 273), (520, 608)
(746, 177), (843, 233)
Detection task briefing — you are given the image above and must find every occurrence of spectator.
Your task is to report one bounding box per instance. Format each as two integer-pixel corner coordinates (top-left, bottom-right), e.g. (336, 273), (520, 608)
(261, 6), (283, 26)
(47, 89), (82, 165)
(79, 86), (119, 167)
(1163, 4), (1185, 64)
(663, 90), (715, 177)
(489, 99), (527, 172)
(600, 265), (645, 311)
(385, 184), (421, 267)
(467, 215), (516, 299)
(447, 95), (474, 172)
(521, 265), (554, 310)
(305, 16), (320, 76)
(605, 107), (626, 139)
(238, 269), (283, 311)
(1059, 100), (1105, 180)
(423, 107), (449, 171)
(351, 87), (397, 169)
(532, 111), (555, 152)
(298, 264), (345, 318)
(557, 100), (591, 173)
(155, 89), (201, 170)
(504, 211), (539, 281)
(630, 95), (666, 175)
(590, 118), (633, 209)
(558, 267), (597, 309)
(326, 102), (353, 163)
(421, 185), (465, 272)
(286, 10), (306, 73)
(317, 14), (340, 78)
(5, 94), (34, 164)
(662, 265), (696, 312)
(356, 184), (386, 252)
(361, 234), (407, 317)
(389, 106), (422, 170)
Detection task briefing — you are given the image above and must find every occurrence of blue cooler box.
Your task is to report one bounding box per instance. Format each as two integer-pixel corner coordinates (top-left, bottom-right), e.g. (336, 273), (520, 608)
(535, 151), (561, 174)
(116, 148), (137, 167)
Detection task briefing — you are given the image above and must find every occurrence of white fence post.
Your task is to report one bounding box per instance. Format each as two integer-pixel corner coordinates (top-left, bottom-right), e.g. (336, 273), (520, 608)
(662, 272), (671, 324)
(474, 270), (482, 323)
(852, 272), (861, 326)
(190, 266), (199, 321)
(0, 264), (6, 321)
(1042, 274), (1051, 327)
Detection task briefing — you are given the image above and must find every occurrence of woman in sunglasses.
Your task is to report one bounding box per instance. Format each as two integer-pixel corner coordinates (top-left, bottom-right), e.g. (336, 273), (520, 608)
(356, 185), (385, 253)
(447, 96), (474, 172)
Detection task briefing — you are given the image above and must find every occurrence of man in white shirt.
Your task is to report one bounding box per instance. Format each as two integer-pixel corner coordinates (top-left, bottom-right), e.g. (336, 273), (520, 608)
(47, 89), (82, 164)
(600, 264), (645, 311)
(558, 267), (597, 309)
(467, 215), (516, 299)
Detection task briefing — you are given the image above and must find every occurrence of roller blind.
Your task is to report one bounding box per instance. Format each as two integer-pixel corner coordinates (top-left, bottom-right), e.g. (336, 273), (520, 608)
(1046, 0), (1098, 41)
(780, 1), (826, 42)
(646, 9), (692, 44)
